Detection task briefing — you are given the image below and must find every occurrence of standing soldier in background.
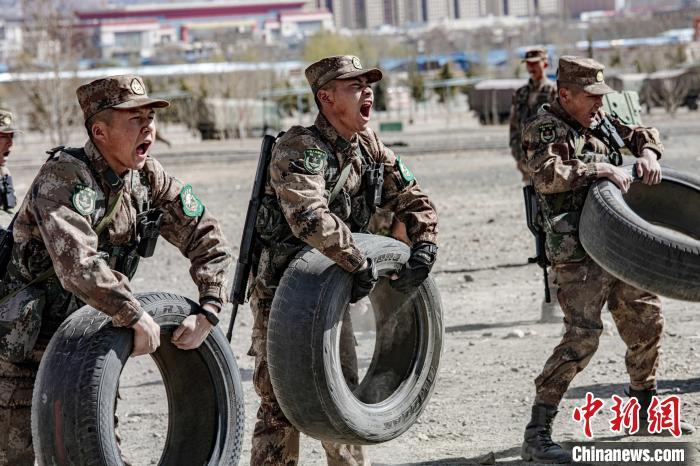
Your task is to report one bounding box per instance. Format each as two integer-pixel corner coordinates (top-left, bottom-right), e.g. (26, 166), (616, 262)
(249, 55), (439, 465)
(510, 49), (560, 323)
(509, 48), (557, 181)
(0, 75), (231, 465)
(0, 110), (19, 227)
(520, 56), (694, 464)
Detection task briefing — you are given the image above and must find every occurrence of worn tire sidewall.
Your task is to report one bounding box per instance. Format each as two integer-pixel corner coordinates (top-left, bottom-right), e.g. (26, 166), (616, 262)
(268, 233), (443, 444)
(32, 292), (244, 466)
(580, 164), (700, 301)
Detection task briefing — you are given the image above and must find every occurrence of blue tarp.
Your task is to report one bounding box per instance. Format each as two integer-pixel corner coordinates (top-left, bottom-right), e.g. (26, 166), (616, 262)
(380, 50), (509, 72)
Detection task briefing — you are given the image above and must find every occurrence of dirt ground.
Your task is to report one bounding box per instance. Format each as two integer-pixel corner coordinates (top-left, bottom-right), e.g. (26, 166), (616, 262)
(11, 110), (700, 465)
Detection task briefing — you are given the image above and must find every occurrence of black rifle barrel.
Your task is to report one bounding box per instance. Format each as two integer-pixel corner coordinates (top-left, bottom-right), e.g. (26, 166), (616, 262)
(598, 115), (625, 151)
(226, 134), (276, 342)
(523, 184), (551, 303)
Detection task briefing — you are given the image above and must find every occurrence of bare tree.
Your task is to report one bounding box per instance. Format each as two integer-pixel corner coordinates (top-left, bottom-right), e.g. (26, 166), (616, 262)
(11, 0), (88, 144)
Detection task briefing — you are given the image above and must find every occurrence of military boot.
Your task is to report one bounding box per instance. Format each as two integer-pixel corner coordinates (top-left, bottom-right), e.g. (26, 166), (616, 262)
(629, 387), (696, 436)
(521, 404), (572, 464)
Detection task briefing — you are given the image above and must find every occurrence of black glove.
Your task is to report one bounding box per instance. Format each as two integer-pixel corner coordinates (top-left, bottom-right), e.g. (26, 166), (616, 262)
(390, 241), (438, 293)
(350, 257), (378, 303)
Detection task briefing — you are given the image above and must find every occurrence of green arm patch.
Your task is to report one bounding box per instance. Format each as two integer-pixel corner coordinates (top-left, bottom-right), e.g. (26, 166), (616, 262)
(72, 184), (97, 215)
(180, 184), (204, 217)
(396, 155), (415, 182)
(303, 148), (327, 175)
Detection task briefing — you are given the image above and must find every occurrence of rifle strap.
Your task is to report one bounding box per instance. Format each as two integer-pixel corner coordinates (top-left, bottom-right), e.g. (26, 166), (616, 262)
(329, 163), (352, 204)
(573, 134), (585, 158)
(0, 191), (123, 305)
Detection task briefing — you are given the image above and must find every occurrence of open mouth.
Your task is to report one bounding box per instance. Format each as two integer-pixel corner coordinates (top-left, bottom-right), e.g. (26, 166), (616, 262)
(360, 102), (372, 120)
(136, 141), (151, 156)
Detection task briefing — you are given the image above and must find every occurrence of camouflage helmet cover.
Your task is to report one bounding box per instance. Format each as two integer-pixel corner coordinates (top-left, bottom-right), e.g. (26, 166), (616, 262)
(556, 56), (614, 95)
(77, 75), (170, 121)
(522, 48), (547, 63)
(0, 109), (20, 133)
(305, 55), (383, 95)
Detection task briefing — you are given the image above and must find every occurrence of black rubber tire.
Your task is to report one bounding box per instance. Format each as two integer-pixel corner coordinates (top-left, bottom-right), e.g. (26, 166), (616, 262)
(31, 292), (244, 466)
(267, 233), (443, 444)
(580, 164), (700, 301)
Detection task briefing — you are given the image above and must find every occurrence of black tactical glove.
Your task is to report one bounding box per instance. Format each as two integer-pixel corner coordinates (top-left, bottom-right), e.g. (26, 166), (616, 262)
(390, 241), (438, 293)
(350, 257), (378, 303)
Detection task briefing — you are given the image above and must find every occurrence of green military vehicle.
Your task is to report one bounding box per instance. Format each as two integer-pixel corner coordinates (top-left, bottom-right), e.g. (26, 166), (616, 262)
(602, 90), (644, 126)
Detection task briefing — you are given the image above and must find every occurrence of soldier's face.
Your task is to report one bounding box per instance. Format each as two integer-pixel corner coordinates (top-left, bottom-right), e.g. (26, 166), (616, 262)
(96, 107), (156, 173)
(0, 133), (13, 166)
(321, 77), (374, 136)
(526, 60), (547, 81)
(560, 87), (603, 128)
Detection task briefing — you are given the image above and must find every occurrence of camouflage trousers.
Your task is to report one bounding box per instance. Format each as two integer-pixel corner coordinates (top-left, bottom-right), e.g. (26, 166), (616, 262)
(249, 276), (369, 466)
(0, 283), (79, 466)
(534, 258), (663, 407)
(0, 338), (45, 465)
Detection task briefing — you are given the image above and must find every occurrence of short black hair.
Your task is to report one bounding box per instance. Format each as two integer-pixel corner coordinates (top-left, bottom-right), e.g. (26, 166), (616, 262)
(85, 109), (115, 138)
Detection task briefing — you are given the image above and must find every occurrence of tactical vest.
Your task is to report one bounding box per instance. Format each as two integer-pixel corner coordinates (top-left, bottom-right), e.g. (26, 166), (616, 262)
(47, 147), (161, 280)
(516, 86), (551, 124)
(537, 128), (621, 263)
(255, 134), (382, 256)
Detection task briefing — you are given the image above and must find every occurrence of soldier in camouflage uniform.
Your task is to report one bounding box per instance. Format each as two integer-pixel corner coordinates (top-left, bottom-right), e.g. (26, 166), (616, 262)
(0, 110), (20, 228)
(510, 50), (560, 323)
(520, 56), (693, 464)
(249, 55), (439, 465)
(509, 48), (557, 182)
(0, 75), (231, 465)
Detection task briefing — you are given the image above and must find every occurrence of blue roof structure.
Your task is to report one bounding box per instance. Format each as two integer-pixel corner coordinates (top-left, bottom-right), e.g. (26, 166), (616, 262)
(380, 50), (509, 72)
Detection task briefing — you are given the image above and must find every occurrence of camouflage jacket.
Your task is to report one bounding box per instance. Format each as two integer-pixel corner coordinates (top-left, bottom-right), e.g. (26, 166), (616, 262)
(509, 78), (557, 162)
(522, 99), (663, 264)
(261, 113), (438, 275)
(9, 140), (231, 327)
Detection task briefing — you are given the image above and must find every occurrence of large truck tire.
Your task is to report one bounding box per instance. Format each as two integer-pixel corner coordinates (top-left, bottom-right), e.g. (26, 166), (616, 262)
(31, 292), (244, 466)
(268, 233), (443, 444)
(580, 164), (700, 301)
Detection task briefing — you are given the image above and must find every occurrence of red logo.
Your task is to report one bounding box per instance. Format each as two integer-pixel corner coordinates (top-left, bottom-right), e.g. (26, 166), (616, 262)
(609, 395), (640, 434)
(573, 393), (683, 437)
(647, 395), (681, 437)
(572, 392), (604, 438)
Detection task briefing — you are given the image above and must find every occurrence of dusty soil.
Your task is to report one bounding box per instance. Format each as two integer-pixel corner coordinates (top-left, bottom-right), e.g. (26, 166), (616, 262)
(12, 110), (700, 465)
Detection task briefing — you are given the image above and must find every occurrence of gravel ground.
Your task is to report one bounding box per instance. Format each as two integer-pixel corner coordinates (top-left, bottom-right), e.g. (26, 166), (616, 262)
(11, 111), (700, 465)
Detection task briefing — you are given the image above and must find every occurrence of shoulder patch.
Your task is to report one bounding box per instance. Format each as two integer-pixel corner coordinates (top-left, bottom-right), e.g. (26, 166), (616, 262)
(72, 184), (96, 216)
(396, 155), (415, 182)
(180, 184), (204, 217)
(303, 148), (327, 175)
(538, 122), (557, 143)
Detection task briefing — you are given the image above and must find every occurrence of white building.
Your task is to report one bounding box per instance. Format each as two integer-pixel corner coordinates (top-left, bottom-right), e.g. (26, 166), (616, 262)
(394, 0), (423, 24)
(263, 9), (334, 44)
(96, 20), (178, 61)
(0, 20), (21, 64)
(363, 0), (386, 28)
(424, 0), (456, 22)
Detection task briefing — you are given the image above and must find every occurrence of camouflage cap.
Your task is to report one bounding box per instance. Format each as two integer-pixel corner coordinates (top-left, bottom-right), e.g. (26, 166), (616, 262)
(522, 48), (547, 63)
(76, 75), (170, 121)
(0, 109), (20, 133)
(305, 55), (383, 95)
(556, 56), (614, 95)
